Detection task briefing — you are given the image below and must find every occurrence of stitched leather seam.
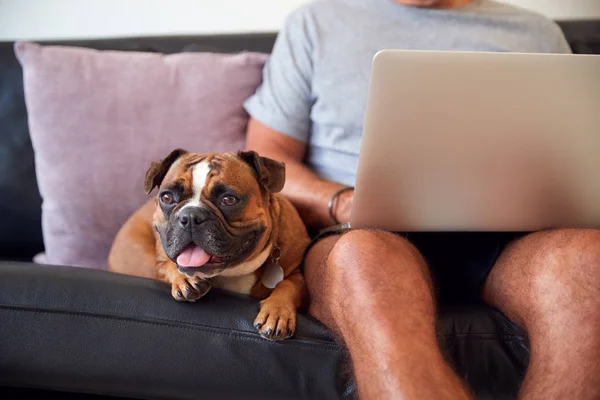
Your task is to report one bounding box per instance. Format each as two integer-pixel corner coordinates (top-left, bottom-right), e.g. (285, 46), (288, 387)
(0, 304), (526, 342)
(0, 304), (340, 351)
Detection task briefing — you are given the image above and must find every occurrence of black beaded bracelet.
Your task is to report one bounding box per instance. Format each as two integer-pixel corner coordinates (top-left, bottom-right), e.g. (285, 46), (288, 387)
(328, 186), (354, 225)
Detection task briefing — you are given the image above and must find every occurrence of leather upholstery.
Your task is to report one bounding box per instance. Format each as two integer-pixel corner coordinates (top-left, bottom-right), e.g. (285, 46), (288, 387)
(0, 262), (350, 400)
(0, 42), (44, 260)
(0, 21), (598, 399)
(559, 20), (600, 54)
(0, 262), (532, 399)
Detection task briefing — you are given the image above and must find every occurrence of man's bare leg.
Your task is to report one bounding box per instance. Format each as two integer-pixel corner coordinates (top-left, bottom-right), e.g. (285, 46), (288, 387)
(484, 229), (600, 399)
(305, 229), (472, 400)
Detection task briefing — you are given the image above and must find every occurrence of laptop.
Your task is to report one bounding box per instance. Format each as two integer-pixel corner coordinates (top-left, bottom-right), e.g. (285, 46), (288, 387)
(350, 50), (600, 232)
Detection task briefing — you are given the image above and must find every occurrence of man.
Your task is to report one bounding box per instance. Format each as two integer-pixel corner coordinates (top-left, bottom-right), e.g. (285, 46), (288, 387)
(244, 0), (600, 398)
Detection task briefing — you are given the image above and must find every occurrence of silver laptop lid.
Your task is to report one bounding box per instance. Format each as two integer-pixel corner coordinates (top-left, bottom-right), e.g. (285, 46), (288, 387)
(351, 50), (600, 232)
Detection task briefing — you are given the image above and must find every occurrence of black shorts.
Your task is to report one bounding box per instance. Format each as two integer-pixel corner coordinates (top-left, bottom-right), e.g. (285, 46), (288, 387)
(305, 226), (526, 305)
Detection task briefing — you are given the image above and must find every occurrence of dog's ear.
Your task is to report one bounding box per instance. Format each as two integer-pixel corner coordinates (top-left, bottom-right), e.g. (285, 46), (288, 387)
(144, 149), (188, 194)
(237, 150), (286, 193)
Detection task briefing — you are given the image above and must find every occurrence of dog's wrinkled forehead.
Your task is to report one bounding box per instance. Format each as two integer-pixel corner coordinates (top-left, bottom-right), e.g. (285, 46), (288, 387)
(161, 153), (261, 201)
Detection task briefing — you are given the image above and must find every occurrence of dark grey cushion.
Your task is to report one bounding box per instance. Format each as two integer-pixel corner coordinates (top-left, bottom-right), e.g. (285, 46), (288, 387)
(0, 262), (532, 399)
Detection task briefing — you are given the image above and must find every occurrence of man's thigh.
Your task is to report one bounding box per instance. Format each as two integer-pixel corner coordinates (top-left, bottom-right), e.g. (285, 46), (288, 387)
(303, 227), (423, 275)
(302, 227), (430, 287)
(302, 228), (435, 328)
(303, 234), (340, 287)
(482, 229), (600, 322)
(303, 227), (509, 305)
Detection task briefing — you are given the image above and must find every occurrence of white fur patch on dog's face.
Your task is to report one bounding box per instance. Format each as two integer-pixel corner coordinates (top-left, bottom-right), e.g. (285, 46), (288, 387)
(183, 161), (211, 208)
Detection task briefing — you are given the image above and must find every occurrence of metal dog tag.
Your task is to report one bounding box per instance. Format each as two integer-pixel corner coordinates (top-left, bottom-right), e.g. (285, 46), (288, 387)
(261, 262), (284, 289)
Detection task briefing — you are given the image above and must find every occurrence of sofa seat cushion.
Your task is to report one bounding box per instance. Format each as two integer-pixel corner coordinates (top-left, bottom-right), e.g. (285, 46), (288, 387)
(0, 262), (528, 399)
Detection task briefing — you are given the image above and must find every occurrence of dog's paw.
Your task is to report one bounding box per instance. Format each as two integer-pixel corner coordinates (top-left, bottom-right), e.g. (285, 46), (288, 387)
(253, 297), (297, 341)
(171, 275), (211, 302)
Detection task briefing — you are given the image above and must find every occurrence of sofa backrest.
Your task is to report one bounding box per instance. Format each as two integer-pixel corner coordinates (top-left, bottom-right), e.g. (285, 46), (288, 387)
(0, 33), (277, 261)
(1, 22), (599, 261)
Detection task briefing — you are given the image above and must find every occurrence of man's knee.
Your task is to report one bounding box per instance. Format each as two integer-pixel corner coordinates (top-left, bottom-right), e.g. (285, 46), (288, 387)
(490, 228), (600, 327)
(305, 229), (435, 328)
(327, 229), (409, 266)
(530, 229), (600, 305)
(305, 229), (427, 281)
(305, 229), (403, 271)
(324, 229), (432, 291)
(304, 234), (340, 287)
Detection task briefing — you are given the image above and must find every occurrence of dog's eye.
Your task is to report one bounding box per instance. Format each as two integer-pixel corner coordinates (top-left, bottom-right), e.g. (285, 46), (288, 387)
(221, 195), (238, 207)
(160, 192), (175, 205)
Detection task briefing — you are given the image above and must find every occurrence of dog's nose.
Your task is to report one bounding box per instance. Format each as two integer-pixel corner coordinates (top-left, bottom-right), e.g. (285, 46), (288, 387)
(178, 207), (209, 229)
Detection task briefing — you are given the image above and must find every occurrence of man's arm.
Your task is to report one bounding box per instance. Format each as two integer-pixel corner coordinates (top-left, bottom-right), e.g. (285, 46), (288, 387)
(246, 118), (352, 230)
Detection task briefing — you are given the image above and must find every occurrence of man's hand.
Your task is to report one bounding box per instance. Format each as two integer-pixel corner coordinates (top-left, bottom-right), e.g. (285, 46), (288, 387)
(332, 188), (354, 224)
(246, 118), (351, 230)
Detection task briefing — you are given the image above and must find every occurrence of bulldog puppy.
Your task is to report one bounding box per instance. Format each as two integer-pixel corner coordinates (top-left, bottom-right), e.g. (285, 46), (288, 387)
(108, 149), (310, 340)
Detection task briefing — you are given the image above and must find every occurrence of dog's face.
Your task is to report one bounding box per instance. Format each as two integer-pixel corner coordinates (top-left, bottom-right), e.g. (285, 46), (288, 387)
(145, 149), (285, 278)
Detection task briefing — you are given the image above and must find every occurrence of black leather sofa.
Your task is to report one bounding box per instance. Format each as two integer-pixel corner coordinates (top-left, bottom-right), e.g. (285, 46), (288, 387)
(1, 21), (599, 399)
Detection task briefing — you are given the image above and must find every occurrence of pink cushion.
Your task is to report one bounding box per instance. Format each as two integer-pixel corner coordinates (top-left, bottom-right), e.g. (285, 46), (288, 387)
(15, 42), (268, 269)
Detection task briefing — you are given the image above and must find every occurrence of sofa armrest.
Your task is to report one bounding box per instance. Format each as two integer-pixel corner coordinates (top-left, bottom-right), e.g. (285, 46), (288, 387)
(0, 262), (351, 400)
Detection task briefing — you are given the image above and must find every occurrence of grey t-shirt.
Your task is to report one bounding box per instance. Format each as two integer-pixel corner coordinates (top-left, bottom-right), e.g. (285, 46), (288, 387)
(244, 0), (572, 186)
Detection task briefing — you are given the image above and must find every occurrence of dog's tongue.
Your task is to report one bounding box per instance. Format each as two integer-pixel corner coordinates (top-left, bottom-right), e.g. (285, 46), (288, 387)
(176, 245), (211, 267)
